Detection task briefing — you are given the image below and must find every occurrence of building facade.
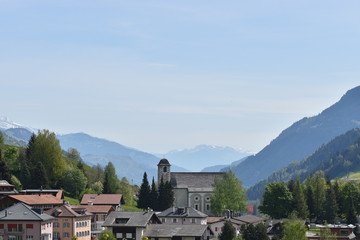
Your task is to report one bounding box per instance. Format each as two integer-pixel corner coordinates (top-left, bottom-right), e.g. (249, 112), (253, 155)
(157, 159), (224, 216)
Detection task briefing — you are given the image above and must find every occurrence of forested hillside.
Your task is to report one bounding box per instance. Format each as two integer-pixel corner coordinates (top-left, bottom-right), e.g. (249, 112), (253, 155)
(232, 85), (360, 187)
(247, 128), (360, 200)
(0, 130), (137, 206)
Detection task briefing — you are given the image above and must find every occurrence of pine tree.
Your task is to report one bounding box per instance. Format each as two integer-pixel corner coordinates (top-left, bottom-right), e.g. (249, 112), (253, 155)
(255, 223), (269, 240)
(346, 197), (357, 224)
(219, 221), (236, 240)
(158, 178), (174, 211)
(137, 172), (151, 209)
(292, 178), (308, 219)
(323, 182), (338, 223)
(149, 177), (158, 210)
(0, 153), (11, 182)
(31, 161), (50, 189)
(242, 224), (257, 240)
(103, 162), (120, 194)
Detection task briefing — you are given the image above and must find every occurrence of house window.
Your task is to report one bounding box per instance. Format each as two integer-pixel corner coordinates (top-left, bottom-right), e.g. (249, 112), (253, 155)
(26, 224), (33, 229)
(206, 204), (210, 211)
(63, 232), (70, 238)
(53, 222), (59, 228)
(173, 218), (178, 223)
(206, 197), (211, 201)
(215, 227), (218, 232)
(8, 224), (22, 232)
(26, 236), (34, 240)
(163, 166), (167, 172)
(63, 222), (70, 228)
(8, 236), (22, 240)
(126, 233), (133, 238)
(53, 232), (60, 239)
(115, 218), (130, 224)
(191, 218), (196, 223)
(194, 196), (200, 201)
(161, 218), (166, 223)
(194, 204), (199, 210)
(116, 233), (123, 238)
(0, 224), (4, 229)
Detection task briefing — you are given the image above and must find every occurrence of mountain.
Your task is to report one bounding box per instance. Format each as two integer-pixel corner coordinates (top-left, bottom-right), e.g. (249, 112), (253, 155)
(0, 117), (36, 132)
(0, 130), (27, 147)
(3, 128), (33, 143)
(247, 128), (360, 200)
(157, 145), (250, 172)
(201, 156), (250, 172)
(232, 85), (360, 187)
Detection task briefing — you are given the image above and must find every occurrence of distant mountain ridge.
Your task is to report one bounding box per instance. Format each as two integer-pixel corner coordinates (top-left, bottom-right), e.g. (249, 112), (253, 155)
(158, 144), (250, 172)
(247, 128), (360, 200)
(233, 85), (360, 187)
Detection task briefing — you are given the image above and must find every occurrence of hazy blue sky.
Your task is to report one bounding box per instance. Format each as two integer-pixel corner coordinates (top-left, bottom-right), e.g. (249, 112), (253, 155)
(0, 1), (359, 153)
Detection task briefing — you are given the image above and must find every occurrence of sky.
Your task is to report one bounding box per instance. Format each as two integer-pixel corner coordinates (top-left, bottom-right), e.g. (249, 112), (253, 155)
(0, 1), (359, 154)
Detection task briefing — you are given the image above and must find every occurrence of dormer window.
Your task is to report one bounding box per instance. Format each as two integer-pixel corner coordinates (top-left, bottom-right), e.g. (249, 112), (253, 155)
(115, 218), (129, 224)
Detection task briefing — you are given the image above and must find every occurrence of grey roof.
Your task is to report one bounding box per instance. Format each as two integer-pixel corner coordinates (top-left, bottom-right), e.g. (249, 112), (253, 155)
(232, 215), (265, 224)
(158, 158), (170, 165)
(102, 211), (160, 227)
(157, 207), (207, 218)
(170, 172), (224, 190)
(0, 202), (54, 221)
(144, 224), (208, 237)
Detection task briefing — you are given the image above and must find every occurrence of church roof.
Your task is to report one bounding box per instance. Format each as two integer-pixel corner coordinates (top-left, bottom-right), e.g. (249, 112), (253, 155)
(158, 158), (170, 165)
(170, 172), (224, 190)
(144, 224), (208, 237)
(157, 207), (208, 218)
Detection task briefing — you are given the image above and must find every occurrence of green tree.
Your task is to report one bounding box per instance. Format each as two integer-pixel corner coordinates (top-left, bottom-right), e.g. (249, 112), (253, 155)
(99, 228), (116, 240)
(158, 178), (174, 211)
(10, 175), (22, 190)
(31, 161), (50, 188)
(255, 223), (269, 240)
(103, 162), (120, 194)
(0, 154), (11, 181)
(119, 177), (136, 206)
(292, 178), (308, 219)
(26, 130), (65, 187)
(149, 177), (158, 210)
(4, 147), (19, 173)
(242, 224), (256, 240)
(67, 148), (81, 161)
(219, 221), (236, 240)
(259, 182), (293, 219)
(137, 172), (151, 209)
(346, 197), (357, 224)
(91, 181), (104, 194)
(319, 226), (336, 240)
(323, 182), (338, 224)
(282, 218), (306, 240)
(0, 132), (4, 145)
(62, 168), (88, 199)
(211, 171), (247, 216)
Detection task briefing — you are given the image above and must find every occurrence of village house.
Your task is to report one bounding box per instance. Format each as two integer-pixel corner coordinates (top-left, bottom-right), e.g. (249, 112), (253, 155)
(0, 202), (54, 240)
(207, 215), (266, 238)
(45, 204), (92, 240)
(102, 210), (161, 240)
(157, 207), (208, 225)
(157, 159), (224, 216)
(306, 224), (356, 240)
(19, 189), (64, 200)
(0, 180), (18, 201)
(0, 194), (64, 210)
(80, 194), (125, 208)
(72, 205), (115, 239)
(144, 224), (214, 240)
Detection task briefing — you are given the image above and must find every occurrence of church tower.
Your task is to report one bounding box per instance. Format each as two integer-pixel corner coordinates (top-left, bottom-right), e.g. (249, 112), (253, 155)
(157, 158), (171, 184)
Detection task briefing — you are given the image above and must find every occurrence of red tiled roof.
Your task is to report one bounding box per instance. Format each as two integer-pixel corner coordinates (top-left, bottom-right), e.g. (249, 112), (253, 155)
(80, 194), (124, 205)
(72, 205), (115, 214)
(9, 194), (64, 205)
(45, 205), (91, 217)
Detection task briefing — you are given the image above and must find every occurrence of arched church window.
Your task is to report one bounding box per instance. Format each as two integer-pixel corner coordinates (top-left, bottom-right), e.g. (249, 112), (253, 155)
(163, 166), (167, 172)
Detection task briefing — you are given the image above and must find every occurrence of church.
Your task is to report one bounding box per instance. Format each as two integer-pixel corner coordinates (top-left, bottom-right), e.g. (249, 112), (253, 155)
(157, 158), (224, 216)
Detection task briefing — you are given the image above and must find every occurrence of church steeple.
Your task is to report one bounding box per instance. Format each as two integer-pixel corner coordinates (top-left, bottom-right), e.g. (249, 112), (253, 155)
(157, 158), (171, 184)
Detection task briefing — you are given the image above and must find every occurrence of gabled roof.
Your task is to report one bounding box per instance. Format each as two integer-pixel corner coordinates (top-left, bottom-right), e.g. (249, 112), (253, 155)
(45, 205), (91, 218)
(232, 215), (265, 224)
(144, 224), (208, 237)
(9, 194), (64, 205)
(157, 207), (207, 218)
(170, 172), (224, 190)
(72, 205), (115, 214)
(80, 194), (125, 205)
(207, 217), (225, 224)
(19, 189), (64, 199)
(0, 202), (54, 221)
(0, 180), (13, 187)
(102, 211), (161, 227)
